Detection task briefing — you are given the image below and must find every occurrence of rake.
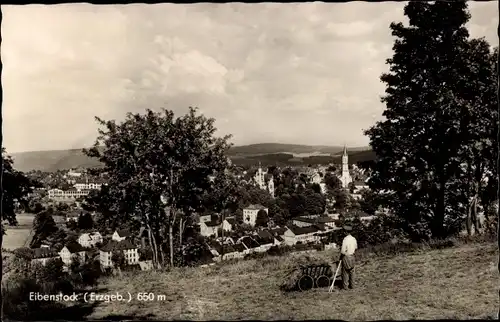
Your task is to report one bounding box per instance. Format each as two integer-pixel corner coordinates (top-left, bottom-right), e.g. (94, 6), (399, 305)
(328, 260), (342, 293)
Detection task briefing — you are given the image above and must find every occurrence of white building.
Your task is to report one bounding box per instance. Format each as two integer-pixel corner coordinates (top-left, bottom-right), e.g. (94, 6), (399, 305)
(59, 242), (86, 266)
(48, 188), (92, 201)
(73, 177), (104, 191)
(222, 217), (236, 232)
(283, 225), (324, 246)
(243, 205), (269, 227)
(99, 240), (139, 269)
(200, 218), (222, 237)
(78, 231), (103, 248)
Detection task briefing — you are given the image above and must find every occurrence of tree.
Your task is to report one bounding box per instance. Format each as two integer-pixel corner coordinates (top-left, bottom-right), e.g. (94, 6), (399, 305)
(78, 213), (94, 230)
(255, 209), (269, 227)
(111, 250), (126, 276)
(364, 1), (496, 240)
(358, 189), (378, 216)
(452, 41), (498, 236)
(30, 211), (59, 248)
(84, 107), (231, 268)
(2, 149), (36, 227)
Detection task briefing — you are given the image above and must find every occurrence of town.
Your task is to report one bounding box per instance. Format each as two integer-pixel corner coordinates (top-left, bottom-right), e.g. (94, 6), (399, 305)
(11, 146), (382, 273)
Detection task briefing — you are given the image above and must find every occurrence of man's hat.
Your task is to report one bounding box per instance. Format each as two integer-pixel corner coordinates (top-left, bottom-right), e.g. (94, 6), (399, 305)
(343, 225), (352, 231)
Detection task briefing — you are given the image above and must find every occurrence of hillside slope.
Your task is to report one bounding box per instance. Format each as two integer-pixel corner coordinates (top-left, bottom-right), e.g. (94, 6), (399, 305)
(87, 243), (497, 320)
(11, 144), (372, 172)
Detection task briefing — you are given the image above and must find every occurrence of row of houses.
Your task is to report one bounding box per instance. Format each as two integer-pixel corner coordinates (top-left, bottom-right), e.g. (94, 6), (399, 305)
(206, 227), (286, 260)
(199, 204), (270, 237)
(30, 228), (150, 271)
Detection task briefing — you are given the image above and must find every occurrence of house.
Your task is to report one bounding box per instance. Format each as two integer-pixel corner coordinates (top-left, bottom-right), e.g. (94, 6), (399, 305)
(200, 217), (222, 237)
(283, 225), (323, 246)
(31, 247), (60, 266)
(112, 229), (133, 242)
(65, 211), (81, 223)
(222, 217), (236, 232)
(220, 244), (245, 260)
(198, 213), (214, 224)
(360, 215), (376, 224)
(73, 177), (103, 191)
(292, 217), (316, 227)
(59, 242), (86, 266)
(99, 239), (139, 269)
(138, 260), (154, 271)
(243, 205), (269, 227)
(78, 231), (103, 248)
(315, 216), (337, 229)
(327, 213), (340, 220)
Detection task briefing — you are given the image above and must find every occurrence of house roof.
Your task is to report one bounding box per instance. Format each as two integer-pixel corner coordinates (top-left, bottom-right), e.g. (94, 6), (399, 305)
(253, 234), (273, 245)
(316, 216), (337, 223)
(100, 239), (136, 252)
(293, 217), (316, 224)
(270, 227), (287, 236)
(64, 242), (86, 253)
(240, 236), (260, 249)
(286, 224), (320, 236)
(257, 229), (274, 240)
(207, 240), (223, 254)
(223, 244), (236, 254)
(224, 217), (236, 226)
(244, 204), (267, 210)
(205, 220), (222, 227)
(32, 247), (59, 259)
(275, 235), (284, 242)
(116, 229), (132, 237)
(233, 243), (246, 252)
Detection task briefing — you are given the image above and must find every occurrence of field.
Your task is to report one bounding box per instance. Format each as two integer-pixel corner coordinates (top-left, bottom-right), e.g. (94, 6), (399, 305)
(3, 214), (35, 250)
(84, 241), (498, 320)
(3, 213), (65, 250)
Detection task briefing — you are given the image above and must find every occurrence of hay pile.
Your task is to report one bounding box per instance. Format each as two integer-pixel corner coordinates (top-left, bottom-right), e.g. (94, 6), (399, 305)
(280, 255), (335, 292)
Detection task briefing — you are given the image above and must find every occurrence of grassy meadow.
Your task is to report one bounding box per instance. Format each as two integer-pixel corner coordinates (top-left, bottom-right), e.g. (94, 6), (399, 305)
(83, 241), (497, 320)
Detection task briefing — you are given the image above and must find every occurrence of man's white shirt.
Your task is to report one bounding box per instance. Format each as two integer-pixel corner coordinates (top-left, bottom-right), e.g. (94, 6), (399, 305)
(341, 234), (357, 256)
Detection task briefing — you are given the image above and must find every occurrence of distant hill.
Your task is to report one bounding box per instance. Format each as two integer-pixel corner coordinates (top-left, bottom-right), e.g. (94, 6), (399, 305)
(10, 143), (373, 172)
(227, 143), (368, 156)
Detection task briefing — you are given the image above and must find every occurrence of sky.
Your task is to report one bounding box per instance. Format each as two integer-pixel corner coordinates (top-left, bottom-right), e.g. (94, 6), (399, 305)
(2, 2), (498, 153)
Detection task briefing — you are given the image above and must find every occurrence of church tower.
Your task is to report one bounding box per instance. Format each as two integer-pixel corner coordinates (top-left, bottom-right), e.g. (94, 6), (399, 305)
(254, 162), (266, 190)
(340, 145), (352, 188)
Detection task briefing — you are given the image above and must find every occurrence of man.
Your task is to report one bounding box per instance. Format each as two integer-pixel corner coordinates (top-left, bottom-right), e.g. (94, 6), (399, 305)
(340, 225), (357, 290)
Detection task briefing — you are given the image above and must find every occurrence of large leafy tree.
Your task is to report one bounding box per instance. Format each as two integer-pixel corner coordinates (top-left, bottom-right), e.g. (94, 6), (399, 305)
(1, 149), (38, 315)
(452, 41), (498, 236)
(365, 1), (496, 240)
(84, 107), (231, 267)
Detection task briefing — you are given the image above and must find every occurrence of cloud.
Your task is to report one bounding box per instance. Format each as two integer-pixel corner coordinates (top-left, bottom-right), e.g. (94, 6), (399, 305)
(1, 2), (497, 153)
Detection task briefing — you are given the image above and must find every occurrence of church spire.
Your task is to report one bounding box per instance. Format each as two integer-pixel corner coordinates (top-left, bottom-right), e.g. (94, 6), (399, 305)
(343, 144), (347, 156)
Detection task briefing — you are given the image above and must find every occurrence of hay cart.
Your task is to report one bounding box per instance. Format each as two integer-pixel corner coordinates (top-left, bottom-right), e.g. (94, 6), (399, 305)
(282, 263), (340, 292)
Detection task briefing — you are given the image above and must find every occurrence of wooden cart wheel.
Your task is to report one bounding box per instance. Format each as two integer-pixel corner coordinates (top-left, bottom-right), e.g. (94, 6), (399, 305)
(298, 275), (314, 291)
(315, 275), (330, 288)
